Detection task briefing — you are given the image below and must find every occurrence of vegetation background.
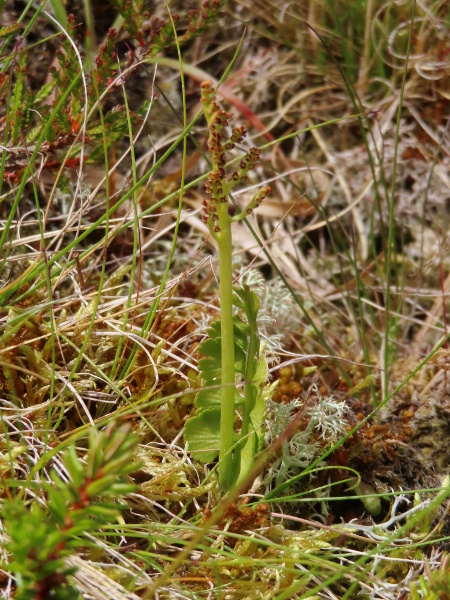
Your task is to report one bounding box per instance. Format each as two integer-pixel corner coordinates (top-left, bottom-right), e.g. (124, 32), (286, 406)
(0, 0), (449, 598)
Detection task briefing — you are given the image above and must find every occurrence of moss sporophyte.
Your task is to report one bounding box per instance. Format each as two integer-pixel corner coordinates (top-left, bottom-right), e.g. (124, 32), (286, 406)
(184, 81), (271, 492)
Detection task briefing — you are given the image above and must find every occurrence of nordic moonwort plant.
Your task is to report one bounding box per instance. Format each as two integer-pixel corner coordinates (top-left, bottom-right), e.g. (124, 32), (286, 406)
(184, 81), (271, 492)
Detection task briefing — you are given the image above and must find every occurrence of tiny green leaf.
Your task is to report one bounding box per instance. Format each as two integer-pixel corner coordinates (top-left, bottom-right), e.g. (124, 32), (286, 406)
(184, 407), (222, 463)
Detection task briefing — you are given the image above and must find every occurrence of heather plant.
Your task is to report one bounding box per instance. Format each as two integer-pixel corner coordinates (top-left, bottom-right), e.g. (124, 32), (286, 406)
(109, 0), (223, 51)
(1, 17), (123, 187)
(0, 1), (223, 194)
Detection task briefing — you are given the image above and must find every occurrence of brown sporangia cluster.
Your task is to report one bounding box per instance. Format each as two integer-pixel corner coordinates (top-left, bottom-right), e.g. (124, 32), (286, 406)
(200, 80), (270, 234)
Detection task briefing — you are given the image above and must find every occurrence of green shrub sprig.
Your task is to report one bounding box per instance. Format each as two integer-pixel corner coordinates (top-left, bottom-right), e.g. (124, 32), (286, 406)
(2, 423), (139, 600)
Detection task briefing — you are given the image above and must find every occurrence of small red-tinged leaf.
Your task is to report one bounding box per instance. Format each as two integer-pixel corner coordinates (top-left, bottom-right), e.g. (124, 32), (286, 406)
(0, 24), (22, 37)
(86, 474), (117, 497)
